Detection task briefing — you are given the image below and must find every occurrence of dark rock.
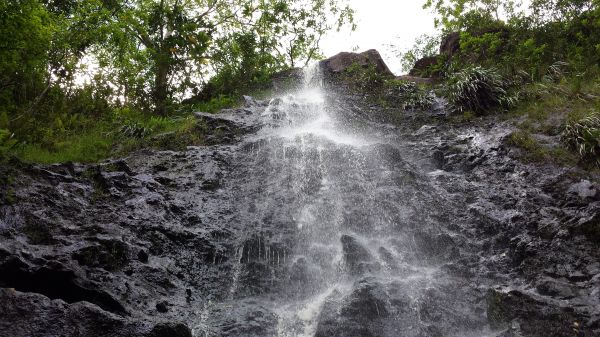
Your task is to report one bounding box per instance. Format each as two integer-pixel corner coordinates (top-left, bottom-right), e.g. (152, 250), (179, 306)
(155, 301), (169, 313)
(340, 235), (377, 275)
(535, 277), (577, 299)
(314, 279), (391, 337)
(137, 249), (149, 263)
(432, 150), (446, 169)
(0, 257), (128, 316)
(212, 302), (278, 337)
(341, 279), (391, 319)
(411, 231), (458, 262)
(73, 239), (129, 271)
(320, 49), (395, 77)
(486, 288), (586, 337)
(149, 322), (192, 337)
(1, 71), (599, 337)
(409, 55), (440, 77)
(0, 289), (141, 337)
(270, 68), (304, 91)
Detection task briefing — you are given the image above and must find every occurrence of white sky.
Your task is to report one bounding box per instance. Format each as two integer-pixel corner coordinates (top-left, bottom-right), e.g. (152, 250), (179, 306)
(320, 0), (438, 75)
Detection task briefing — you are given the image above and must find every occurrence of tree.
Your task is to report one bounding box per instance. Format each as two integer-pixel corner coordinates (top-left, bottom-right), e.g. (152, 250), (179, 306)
(0, 0), (54, 108)
(423, 0), (520, 30)
(97, 0), (354, 114)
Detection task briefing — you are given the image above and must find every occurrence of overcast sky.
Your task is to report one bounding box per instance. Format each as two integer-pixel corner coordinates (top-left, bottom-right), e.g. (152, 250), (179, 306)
(320, 1), (438, 75)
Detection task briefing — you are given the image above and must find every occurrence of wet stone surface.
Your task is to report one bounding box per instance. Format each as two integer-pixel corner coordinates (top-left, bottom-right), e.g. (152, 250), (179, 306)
(1, 72), (599, 337)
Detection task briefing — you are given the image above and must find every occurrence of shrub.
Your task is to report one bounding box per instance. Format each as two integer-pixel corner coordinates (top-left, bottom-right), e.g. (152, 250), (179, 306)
(345, 63), (388, 92)
(119, 121), (153, 139)
(0, 129), (17, 159)
(385, 81), (435, 111)
(562, 112), (600, 165)
(443, 66), (515, 114)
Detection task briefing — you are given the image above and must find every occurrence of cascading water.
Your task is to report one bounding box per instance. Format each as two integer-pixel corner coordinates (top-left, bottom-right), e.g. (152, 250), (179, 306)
(193, 63), (492, 337)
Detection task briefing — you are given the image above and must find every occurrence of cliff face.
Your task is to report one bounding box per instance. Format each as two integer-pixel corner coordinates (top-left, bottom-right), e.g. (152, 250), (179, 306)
(0, 53), (599, 337)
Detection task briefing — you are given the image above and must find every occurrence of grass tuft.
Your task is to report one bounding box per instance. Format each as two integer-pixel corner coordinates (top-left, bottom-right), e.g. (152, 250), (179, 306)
(443, 66), (516, 115)
(562, 112), (600, 165)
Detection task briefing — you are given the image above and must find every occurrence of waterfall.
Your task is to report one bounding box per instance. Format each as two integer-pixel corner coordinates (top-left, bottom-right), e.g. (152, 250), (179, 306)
(193, 61), (491, 337)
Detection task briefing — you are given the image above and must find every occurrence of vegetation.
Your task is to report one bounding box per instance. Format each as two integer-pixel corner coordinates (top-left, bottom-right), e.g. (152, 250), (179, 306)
(0, 0), (354, 164)
(442, 66), (515, 114)
(393, 0), (600, 166)
(344, 63), (435, 111)
(562, 112), (600, 165)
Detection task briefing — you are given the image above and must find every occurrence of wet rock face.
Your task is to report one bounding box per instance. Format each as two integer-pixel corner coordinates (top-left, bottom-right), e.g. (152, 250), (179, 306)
(315, 279), (390, 337)
(1, 68), (600, 337)
(0, 101), (269, 336)
(341, 235), (378, 275)
(486, 288), (587, 337)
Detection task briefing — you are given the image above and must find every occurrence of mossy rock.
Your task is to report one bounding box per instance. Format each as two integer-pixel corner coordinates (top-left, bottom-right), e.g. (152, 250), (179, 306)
(486, 288), (513, 329)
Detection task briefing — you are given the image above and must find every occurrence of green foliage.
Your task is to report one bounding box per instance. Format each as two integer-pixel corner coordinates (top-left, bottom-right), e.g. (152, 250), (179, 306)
(343, 63), (436, 111)
(0, 129), (17, 159)
(397, 34), (441, 73)
(508, 129), (579, 165)
(191, 96), (238, 114)
(443, 66), (515, 114)
(15, 132), (113, 164)
(344, 63), (388, 91)
(94, 0), (354, 114)
(0, 0), (355, 164)
(562, 112), (600, 164)
(120, 121), (153, 139)
(425, 0), (600, 80)
(385, 81), (436, 111)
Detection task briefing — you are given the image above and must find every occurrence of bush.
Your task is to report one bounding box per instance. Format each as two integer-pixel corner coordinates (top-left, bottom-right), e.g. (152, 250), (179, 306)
(443, 66), (515, 114)
(562, 112), (600, 165)
(385, 81), (435, 111)
(0, 129), (17, 159)
(345, 63), (387, 92)
(119, 121), (154, 139)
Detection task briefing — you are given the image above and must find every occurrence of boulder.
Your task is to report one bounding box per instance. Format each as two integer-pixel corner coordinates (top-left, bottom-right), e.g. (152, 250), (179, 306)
(341, 235), (378, 275)
(320, 49), (395, 77)
(270, 68), (304, 91)
(409, 56), (440, 77)
(149, 323), (192, 337)
(314, 279), (391, 337)
(0, 289), (141, 337)
(486, 287), (588, 337)
(568, 180), (597, 199)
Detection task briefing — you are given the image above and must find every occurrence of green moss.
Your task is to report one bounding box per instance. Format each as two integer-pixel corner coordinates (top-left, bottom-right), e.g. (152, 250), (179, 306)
(486, 289), (511, 329)
(450, 110), (476, 123)
(508, 130), (578, 165)
(0, 168), (16, 206)
(509, 130), (540, 152)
